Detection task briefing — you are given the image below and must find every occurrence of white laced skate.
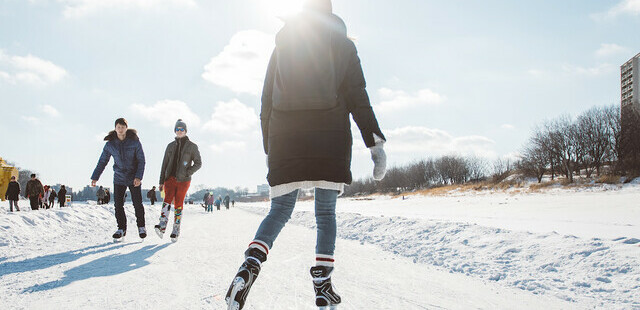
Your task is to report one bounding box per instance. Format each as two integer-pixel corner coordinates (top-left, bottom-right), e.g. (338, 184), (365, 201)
(170, 225), (180, 243)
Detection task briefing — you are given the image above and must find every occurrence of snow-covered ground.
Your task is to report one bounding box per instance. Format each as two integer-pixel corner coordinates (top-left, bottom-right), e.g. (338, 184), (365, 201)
(0, 185), (638, 309)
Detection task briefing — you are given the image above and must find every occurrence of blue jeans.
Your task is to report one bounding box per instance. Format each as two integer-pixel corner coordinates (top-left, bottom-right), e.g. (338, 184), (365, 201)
(254, 188), (338, 256)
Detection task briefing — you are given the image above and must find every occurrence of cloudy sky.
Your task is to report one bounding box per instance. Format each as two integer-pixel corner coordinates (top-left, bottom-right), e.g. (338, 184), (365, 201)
(1, 0), (639, 193)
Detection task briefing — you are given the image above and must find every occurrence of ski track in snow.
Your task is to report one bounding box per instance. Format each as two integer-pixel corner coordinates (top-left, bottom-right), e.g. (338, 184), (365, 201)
(0, 201), (578, 309)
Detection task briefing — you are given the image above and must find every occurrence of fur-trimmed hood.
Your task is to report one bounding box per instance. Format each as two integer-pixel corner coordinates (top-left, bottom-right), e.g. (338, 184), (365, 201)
(104, 129), (139, 141)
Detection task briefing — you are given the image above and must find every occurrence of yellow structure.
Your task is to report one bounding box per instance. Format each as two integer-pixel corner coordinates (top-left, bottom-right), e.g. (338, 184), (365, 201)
(0, 157), (19, 201)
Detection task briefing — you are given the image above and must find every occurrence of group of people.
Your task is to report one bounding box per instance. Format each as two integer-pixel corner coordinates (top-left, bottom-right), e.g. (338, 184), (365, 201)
(91, 118), (202, 243)
(203, 193), (234, 212)
(3, 174), (68, 212)
(90, 1), (387, 309)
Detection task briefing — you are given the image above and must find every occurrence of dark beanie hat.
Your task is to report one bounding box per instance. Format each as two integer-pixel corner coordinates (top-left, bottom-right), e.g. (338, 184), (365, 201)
(304, 0), (332, 13)
(175, 119), (187, 133)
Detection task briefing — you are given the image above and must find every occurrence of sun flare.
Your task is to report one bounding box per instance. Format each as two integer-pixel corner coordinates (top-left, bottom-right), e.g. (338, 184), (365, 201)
(260, 0), (304, 18)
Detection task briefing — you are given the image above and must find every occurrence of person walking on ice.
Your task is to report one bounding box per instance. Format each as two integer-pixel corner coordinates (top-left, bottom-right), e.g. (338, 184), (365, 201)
(225, 0), (387, 308)
(25, 174), (43, 211)
(147, 186), (157, 205)
(4, 176), (21, 212)
(58, 185), (67, 208)
(155, 119), (202, 242)
(91, 118), (147, 242)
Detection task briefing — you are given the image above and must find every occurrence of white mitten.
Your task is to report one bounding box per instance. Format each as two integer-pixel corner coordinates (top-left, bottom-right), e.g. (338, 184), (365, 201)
(369, 144), (386, 181)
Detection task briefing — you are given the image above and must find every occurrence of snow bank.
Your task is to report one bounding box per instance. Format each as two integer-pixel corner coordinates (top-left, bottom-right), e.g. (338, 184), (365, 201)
(0, 203), (138, 249)
(240, 206), (640, 309)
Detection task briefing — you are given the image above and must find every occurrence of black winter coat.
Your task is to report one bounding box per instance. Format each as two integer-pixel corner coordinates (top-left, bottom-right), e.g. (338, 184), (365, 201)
(26, 179), (44, 198)
(4, 181), (20, 200)
(261, 11), (385, 186)
(58, 188), (67, 202)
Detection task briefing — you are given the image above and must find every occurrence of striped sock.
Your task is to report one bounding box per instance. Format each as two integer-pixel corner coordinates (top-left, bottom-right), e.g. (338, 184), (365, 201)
(316, 254), (335, 267)
(248, 239), (269, 255)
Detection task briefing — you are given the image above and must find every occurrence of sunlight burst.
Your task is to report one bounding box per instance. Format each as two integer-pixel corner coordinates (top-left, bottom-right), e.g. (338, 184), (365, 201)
(260, 0), (304, 18)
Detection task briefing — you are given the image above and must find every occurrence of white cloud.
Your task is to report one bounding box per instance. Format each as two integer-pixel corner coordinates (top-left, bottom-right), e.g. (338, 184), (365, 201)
(59, 0), (197, 18)
(21, 116), (40, 124)
(501, 124), (515, 130)
(41, 104), (60, 117)
(595, 43), (629, 58)
(0, 50), (67, 85)
(202, 99), (259, 135)
(562, 63), (616, 77)
(202, 30), (274, 96)
(210, 141), (247, 153)
(378, 126), (496, 158)
(530, 63), (616, 79)
(598, 0), (640, 19)
(131, 99), (201, 129)
(374, 88), (446, 113)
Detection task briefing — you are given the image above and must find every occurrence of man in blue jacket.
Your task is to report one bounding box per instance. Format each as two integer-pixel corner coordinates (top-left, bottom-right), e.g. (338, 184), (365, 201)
(91, 118), (147, 241)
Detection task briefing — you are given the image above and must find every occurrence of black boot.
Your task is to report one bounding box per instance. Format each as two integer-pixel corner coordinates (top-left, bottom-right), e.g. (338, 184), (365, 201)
(225, 248), (267, 310)
(310, 266), (341, 308)
(112, 229), (126, 242)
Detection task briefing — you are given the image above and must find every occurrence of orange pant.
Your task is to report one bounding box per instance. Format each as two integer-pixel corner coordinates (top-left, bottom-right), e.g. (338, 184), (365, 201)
(162, 177), (191, 225)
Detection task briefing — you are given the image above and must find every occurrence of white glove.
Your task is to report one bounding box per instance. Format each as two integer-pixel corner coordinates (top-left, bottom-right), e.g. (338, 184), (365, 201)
(369, 144), (386, 181)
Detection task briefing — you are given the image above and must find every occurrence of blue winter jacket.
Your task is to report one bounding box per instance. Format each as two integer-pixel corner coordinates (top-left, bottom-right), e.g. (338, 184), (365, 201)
(91, 129), (146, 186)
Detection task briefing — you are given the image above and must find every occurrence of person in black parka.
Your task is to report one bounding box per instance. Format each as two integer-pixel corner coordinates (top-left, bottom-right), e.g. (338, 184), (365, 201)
(4, 176), (21, 212)
(225, 1), (387, 309)
(25, 174), (44, 211)
(58, 185), (67, 208)
(147, 186), (157, 205)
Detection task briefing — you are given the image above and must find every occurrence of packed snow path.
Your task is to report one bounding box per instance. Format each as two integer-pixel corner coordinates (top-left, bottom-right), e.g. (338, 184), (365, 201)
(0, 203), (574, 309)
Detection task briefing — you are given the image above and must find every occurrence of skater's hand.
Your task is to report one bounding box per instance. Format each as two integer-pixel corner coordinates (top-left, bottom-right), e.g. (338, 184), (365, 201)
(369, 144), (386, 181)
(133, 178), (141, 187)
(159, 184), (164, 192)
(91, 180), (97, 187)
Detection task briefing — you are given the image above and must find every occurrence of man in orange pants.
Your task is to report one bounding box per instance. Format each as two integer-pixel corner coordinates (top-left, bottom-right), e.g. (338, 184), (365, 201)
(155, 119), (202, 242)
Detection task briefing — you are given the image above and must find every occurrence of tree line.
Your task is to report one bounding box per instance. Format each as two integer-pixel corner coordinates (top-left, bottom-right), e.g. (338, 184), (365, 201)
(345, 104), (633, 196)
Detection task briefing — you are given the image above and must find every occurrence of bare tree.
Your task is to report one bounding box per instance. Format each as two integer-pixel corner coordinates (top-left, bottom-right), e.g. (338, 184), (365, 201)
(604, 105), (622, 172)
(575, 106), (614, 177)
(436, 155), (469, 185)
(466, 156), (489, 182)
(519, 138), (548, 183)
(546, 116), (578, 182)
(491, 158), (512, 182)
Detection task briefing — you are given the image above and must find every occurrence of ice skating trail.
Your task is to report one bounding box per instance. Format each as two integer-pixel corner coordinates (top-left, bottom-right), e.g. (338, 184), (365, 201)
(0, 202), (575, 310)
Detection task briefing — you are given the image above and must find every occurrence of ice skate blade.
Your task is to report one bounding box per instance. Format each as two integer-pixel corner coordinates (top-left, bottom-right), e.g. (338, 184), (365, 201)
(318, 306), (338, 310)
(171, 237), (178, 243)
(113, 237), (124, 243)
(226, 277), (245, 310)
(155, 227), (164, 239)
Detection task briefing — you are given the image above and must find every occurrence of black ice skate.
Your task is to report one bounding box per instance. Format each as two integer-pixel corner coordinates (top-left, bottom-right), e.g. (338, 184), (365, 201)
(225, 248), (267, 310)
(310, 266), (341, 309)
(138, 226), (147, 239)
(112, 229), (126, 242)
